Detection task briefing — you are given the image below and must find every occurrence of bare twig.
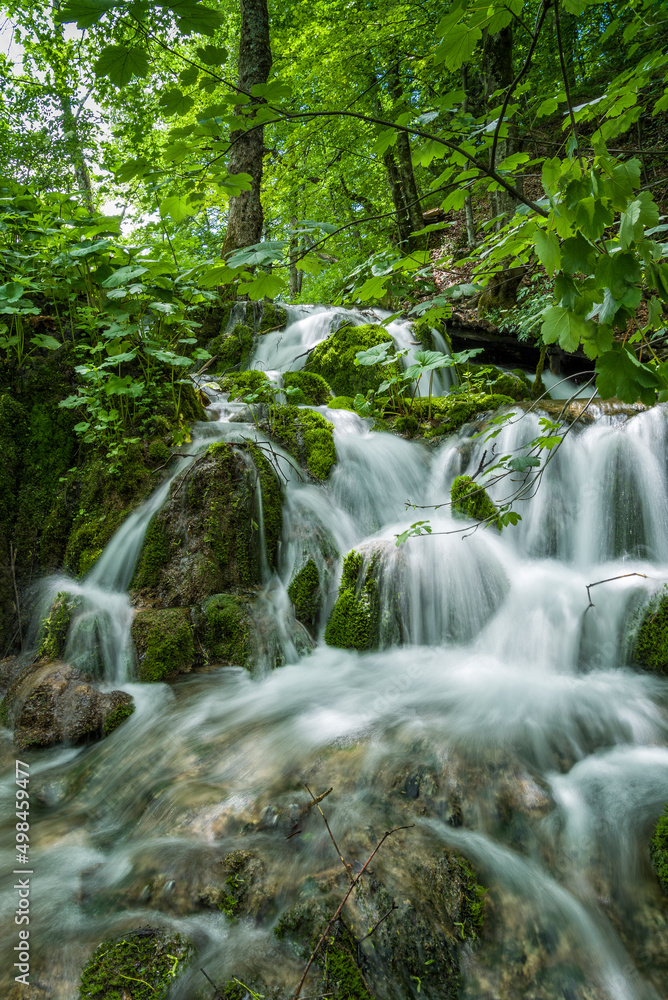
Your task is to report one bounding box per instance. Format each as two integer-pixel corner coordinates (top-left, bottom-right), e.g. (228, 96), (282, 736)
(554, 0), (584, 171)
(293, 825), (414, 1000)
(585, 573), (649, 610)
(357, 901), (398, 958)
(305, 784), (352, 881)
(200, 967), (223, 999)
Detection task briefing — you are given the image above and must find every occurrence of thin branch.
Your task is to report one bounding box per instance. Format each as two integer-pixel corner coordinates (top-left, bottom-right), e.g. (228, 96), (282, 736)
(305, 784), (353, 882)
(490, 0), (550, 172)
(585, 573), (649, 609)
(554, 0), (584, 171)
(293, 825), (414, 1000)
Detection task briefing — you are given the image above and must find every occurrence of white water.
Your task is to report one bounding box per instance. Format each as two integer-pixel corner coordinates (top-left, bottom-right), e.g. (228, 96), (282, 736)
(1, 305), (668, 999)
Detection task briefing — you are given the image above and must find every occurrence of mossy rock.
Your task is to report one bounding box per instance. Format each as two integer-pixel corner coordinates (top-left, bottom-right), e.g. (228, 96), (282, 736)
(268, 405), (336, 481)
(282, 371), (333, 406)
(0, 660), (134, 750)
(220, 369), (271, 400)
(328, 396), (355, 411)
(210, 321), (254, 372)
(650, 804), (668, 894)
(38, 591), (80, 660)
(259, 301), (288, 333)
(634, 587), (668, 674)
(78, 926), (193, 1000)
(307, 323), (400, 397)
(202, 593), (252, 666)
(324, 551), (380, 650)
(394, 414), (419, 437)
(147, 439), (171, 465)
(287, 560), (321, 632)
(450, 475), (500, 528)
(131, 516), (171, 590)
(131, 608), (195, 682)
(410, 392), (515, 439)
(462, 363), (531, 401)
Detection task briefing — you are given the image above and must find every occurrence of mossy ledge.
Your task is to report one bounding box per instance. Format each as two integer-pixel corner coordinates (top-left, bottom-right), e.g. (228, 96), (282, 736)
(307, 323), (400, 397)
(268, 405), (336, 481)
(450, 475), (500, 528)
(650, 804), (668, 895)
(288, 559), (321, 632)
(202, 593), (252, 666)
(324, 551), (380, 650)
(634, 587), (668, 675)
(131, 608), (195, 682)
(78, 926), (193, 1000)
(38, 591), (80, 660)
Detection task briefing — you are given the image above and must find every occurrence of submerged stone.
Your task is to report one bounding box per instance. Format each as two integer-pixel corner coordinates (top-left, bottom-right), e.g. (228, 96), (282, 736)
(650, 804), (668, 895)
(78, 926), (193, 1000)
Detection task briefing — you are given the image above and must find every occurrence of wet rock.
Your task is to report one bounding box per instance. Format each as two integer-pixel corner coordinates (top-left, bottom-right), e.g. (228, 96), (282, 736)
(78, 926), (193, 1000)
(265, 405), (336, 481)
(324, 550), (381, 651)
(287, 560), (321, 633)
(131, 607), (195, 682)
(633, 586), (668, 675)
(0, 659), (134, 750)
(308, 323), (401, 397)
(650, 804), (668, 894)
(38, 590), (80, 660)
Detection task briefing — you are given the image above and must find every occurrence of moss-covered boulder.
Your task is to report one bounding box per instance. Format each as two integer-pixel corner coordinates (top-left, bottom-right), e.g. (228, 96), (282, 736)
(634, 588), (668, 674)
(307, 324), (401, 397)
(220, 369), (271, 401)
(328, 395), (355, 411)
(450, 475), (500, 527)
(131, 608), (195, 682)
(202, 593), (252, 666)
(268, 405), (336, 480)
(131, 442), (283, 607)
(282, 371), (332, 406)
(461, 363), (531, 401)
(288, 560), (321, 632)
(324, 551), (380, 650)
(210, 321), (255, 373)
(38, 592), (80, 660)
(0, 660), (134, 750)
(78, 926), (193, 1000)
(650, 805), (668, 894)
(409, 392), (515, 439)
(202, 849), (268, 919)
(259, 301), (288, 333)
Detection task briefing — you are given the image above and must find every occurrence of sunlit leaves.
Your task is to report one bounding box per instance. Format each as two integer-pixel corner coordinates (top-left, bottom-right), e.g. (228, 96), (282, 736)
(533, 229), (561, 277)
(595, 343), (661, 404)
(541, 306), (595, 353)
(94, 46), (149, 87)
(237, 271), (286, 299)
(159, 89), (195, 117)
(54, 0), (118, 29)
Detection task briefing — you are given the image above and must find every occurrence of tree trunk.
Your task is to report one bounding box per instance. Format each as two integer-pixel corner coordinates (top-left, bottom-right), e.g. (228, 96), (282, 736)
(222, 0), (272, 256)
(58, 90), (95, 215)
(388, 67), (425, 247)
(482, 26), (519, 225)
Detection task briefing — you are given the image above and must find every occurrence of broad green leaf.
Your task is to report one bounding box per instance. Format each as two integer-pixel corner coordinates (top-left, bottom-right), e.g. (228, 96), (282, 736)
(355, 342), (394, 366)
(536, 96), (558, 117)
(54, 0), (118, 29)
(541, 306), (594, 353)
(196, 44), (228, 65)
(533, 229), (561, 277)
(179, 65), (199, 87)
(101, 266), (148, 289)
(434, 24), (482, 71)
(238, 271), (286, 300)
(595, 343), (661, 404)
(30, 334), (60, 350)
(560, 236), (595, 275)
(115, 157), (150, 183)
(94, 46), (149, 87)
(251, 81), (292, 101)
(0, 281), (24, 303)
(160, 194), (197, 223)
(356, 274), (390, 300)
(227, 241), (287, 268)
(507, 456), (541, 471)
(372, 130), (398, 155)
(159, 89), (195, 117)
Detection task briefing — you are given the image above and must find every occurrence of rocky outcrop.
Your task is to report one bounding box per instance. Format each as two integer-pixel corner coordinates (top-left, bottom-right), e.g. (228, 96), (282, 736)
(0, 659), (134, 750)
(78, 927), (193, 1000)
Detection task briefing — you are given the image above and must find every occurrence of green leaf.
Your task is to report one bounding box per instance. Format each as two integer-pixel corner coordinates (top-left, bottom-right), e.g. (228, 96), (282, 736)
(355, 342), (394, 366)
(0, 281), (24, 303)
(196, 44), (228, 65)
(237, 272), (286, 299)
(227, 241), (287, 268)
(533, 229), (561, 277)
(595, 343), (661, 404)
(101, 266), (148, 289)
(561, 236), (595, 275)
(160, 194), (197, 223)
(507, 456), (541, 472)
(30, 334), (60, 351)
(541, 306), (594, 353)
(54, 0), (118, 29)
(94, 46), (149, 87)
(536, 96), (558, 117)
(159, 89), (195, 117)
(434, 24), (482, 71)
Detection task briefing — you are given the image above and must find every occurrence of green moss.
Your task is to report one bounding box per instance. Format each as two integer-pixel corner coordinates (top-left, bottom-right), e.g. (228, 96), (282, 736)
(288, 560), (321, 631)
(282, 371), (333, 406)
(324, 551), (380, 650)
(450, 475), (500, 528)
(325, 944), (373, 1000)
(394, 414), (418, 437)
(131, 516), (171, 590)
(38, 592), (80, 660)
(307, 323), (400, 397)
(210, 322), (254, 372)
(147, 439), (171, 465)
(650, 804), (668, 894)
(411, 392), (514, 439)
(220, 369), (271, 400)
(269, 406), (336, 480)
(0, 394), (28, 651)
(328, 396), (355, 411)
(413, 319), (435, 352)
(203, 594), (251, 665)
(102, 699), (135, 736)
(259, 301), (288, 333)
(634, 587), (668, 674)
(131, 608), (195, 682)
(78, 927), (193, 1000)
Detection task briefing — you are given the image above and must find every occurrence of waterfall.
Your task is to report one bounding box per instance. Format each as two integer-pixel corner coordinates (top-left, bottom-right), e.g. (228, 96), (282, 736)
(1, 304), (668, 1000)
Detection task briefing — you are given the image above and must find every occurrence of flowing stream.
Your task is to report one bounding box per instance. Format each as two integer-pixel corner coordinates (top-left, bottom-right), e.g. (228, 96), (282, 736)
(1, 306), (667, 999)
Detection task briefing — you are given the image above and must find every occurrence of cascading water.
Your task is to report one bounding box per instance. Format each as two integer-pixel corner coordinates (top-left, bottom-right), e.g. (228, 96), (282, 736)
(1, 304), (667, 1000)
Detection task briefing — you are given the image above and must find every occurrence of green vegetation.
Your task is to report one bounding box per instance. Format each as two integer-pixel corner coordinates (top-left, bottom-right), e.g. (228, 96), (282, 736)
(282, 370), (333, 406)
(131, 608), (195, 682)
(102, 699), (136, 736)
(258, 302), (288, 333)
(288, 560), (321, 631)
(131, 516), (171, 590)
(269, 406), (337, 481)
(650, 805), (668, 895)
(325, 551), (380, 650)
(634, 588), (668, 674)
(308, 325), (401, 398)
(78, 927), (193, 1000)
(220, 369), (270, 400)
(203, 593), (251, 666)
(38, 592), (79, 660)
(210, 322), (254, 373)
(450, 475), (501, 528)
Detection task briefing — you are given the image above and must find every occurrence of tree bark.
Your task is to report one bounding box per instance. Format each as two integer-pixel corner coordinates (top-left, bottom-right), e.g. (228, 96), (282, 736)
(387, 67), (424, 246)
(222, 0), (272, 256)
(483, 25), (519, 225)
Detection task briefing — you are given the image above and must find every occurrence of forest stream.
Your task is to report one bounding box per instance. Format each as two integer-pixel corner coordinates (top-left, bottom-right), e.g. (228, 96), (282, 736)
(1, 306), (668, 1000)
